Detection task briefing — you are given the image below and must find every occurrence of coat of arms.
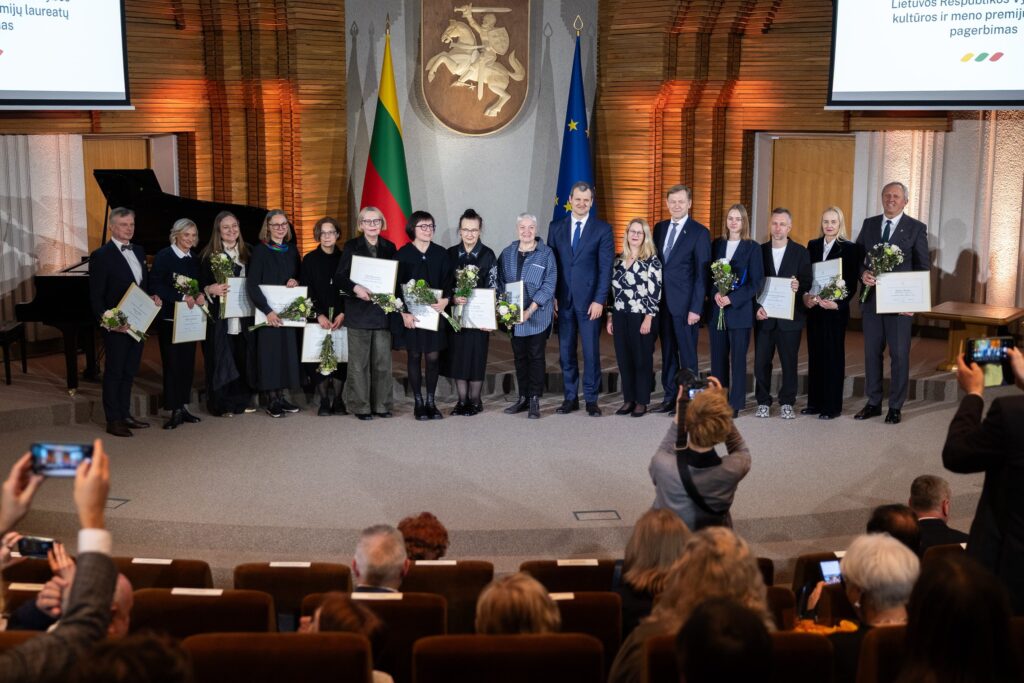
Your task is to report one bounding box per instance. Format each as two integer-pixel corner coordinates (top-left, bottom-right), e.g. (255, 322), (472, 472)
(421, 1), (529, 135)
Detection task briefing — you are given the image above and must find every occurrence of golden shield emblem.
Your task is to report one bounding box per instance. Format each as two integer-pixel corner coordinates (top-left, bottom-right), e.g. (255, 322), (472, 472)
(421, 0), (530, 136)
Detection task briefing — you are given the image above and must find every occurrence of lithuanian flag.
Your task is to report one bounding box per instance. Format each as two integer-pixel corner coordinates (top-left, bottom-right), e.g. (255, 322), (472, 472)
(360, 29), (412, 248)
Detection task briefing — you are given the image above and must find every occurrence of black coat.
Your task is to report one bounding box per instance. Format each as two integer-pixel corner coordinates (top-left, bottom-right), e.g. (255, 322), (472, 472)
(336, 235), (398, 330)
(247, 242), (301, 391)
(150, 246), (200, 320)
(806, 237), (862, 318)
(199, 244), (250, 319)
(397, 242), (455, 298)
(301, 247), (344, 319)
(755, 240), (812, 332)
(447, 242), (497, 289)
(88, 240), (150, 322)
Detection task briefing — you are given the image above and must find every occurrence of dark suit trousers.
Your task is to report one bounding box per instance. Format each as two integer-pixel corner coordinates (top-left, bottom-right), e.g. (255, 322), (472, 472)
(709, 325), (751, 412)
(512, 330), (548, 398)
(660, 312), (699, 397)
(862, 307), (913, 409)
(754, 326), (801, 406)
(101, 330), (144, 422)
(157, 320), (197, 410)
(612, 311), (656, 405)
(558, 307), (602, 402)
(806, 311), (848, 415)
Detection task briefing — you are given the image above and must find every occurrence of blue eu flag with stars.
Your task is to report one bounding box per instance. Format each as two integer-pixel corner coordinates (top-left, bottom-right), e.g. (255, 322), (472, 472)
(552, 35), (594, 223)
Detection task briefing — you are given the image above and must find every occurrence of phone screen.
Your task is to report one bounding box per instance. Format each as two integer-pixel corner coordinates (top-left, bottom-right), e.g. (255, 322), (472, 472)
(30, 443), (93, 477)
(17, 536), (55, 559)
(820, 560), (842, 585)
(966, 337), (1015, 387)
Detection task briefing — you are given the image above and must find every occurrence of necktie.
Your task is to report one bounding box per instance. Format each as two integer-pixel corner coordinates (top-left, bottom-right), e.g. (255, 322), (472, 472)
(120, 244), (132, 252)
(572, 221), (582, 252)
(882, 219), (892, 242)
(664, 222), (679, 260)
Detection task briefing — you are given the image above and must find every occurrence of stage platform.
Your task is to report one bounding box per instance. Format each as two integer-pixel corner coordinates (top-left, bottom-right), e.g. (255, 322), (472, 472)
(0, 330), (992, 587)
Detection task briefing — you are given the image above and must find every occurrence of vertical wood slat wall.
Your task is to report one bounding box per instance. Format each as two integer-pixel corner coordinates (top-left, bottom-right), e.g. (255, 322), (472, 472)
(594, 0), (950, 241)
(0, 1), (346, 255)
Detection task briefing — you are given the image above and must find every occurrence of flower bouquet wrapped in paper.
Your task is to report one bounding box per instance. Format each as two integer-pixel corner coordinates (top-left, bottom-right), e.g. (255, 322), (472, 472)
(248, 295), (314, 331)
(173, 273), (211, 318)
(495, 293), (521, 336)
(208, 253), (235, 319)
(405, 279), (460, 332)
(860, 243), (904, 303)
(818, 276), (849, 303)
(452, 264), (480, 325)
(100, 308), (147, 342)
(710, 258), (739, 331)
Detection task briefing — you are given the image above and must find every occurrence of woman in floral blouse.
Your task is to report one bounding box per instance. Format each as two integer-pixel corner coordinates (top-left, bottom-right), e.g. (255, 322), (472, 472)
(607, 218), (663, 417)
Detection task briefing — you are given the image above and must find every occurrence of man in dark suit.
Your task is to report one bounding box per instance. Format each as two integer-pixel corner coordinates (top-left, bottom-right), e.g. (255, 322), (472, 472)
(855, 181), (930, 425)
(943, 348), (1024, 614)
(908, 474), (969, 554)
(88, 208), (161, 438)
(351, 524), (410, 592)
(651, 184), (712, 413)
(753, 208), (811, 419)
(548, 181), (615, 417)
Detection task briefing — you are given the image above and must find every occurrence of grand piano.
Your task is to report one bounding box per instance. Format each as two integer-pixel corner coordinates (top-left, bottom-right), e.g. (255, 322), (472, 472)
(16, 169), (268, 394)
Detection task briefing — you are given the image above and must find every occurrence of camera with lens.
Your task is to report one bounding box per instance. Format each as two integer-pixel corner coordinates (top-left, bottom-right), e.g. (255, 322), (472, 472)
(674, 369), (708, 448)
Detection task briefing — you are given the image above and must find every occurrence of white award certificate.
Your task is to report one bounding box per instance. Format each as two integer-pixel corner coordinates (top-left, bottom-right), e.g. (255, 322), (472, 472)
(116, 283), (159, 342)
(223, 277), (254, 318)
(403, 284), (441, 331)
(172, 302), (207, 344)
(504, 281), (525, 323)
(350, 255), (398, 294)
(254, 285), (309, 327)
(301, 324), (349, 363)
(757, 277), (796, 321)
(462, 288), (497, 330)
(811, 259), (842, 295)
(875, 271), (932, 314)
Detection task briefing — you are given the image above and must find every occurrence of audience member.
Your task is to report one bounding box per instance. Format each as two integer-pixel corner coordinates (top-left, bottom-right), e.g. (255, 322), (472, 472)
(0, 439), (115, 683)
(8, 572), (132, 637)
(866, 504), (921, 554)
(614, 509), (690, 639)
(908, 474), (969, 554)
(397, 512), (449, 561)
(475, 572), (561, 635)
(4, 541), (75, 631)
(828, 533), (919, 683)
(352, 525), (409, 592)
(311, 592), (394, 683)
(649, 376), (751, 530)
(71, 634), (193, 683)
(896, 553), (1022, 683)
(608, 527), (772, 683)
(674, 597), (772, 683)
(943, 348), (1024, 614)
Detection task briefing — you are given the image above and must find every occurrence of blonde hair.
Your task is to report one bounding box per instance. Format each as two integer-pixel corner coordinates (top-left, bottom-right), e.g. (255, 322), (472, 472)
(821, 206), (848, 241)
(683, 389), (733, 449)
(648, 527), (773, 633)
(622, 509), (691, 594)
(258, 209), (293, 243)
(475, 572), (561, 635)
(169, 218), (197, 246)
(721, 204), (751, 240)
(619, 218), (657, 261)
(357, 206), (386, 235)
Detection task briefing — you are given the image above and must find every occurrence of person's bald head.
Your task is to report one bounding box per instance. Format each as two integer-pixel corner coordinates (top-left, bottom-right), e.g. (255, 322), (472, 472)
(108, 574), (134, 639)
(353, 524), (409, 589)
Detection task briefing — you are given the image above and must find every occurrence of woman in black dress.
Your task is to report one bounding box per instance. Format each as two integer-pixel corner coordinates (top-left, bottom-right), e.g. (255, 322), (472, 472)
(150, 218), (206, 429)
(199, 211), (255, 417)
(301, 216), (347, 416)
(397, 210), (454, 420)
(247, 209), (302, 418)
(444, 208), (497, 416)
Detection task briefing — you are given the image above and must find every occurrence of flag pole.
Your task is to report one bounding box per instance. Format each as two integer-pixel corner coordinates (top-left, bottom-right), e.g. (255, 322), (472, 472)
(574, 14), (583, 37)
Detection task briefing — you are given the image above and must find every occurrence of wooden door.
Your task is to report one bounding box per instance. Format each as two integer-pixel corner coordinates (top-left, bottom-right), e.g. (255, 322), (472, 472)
(770, 137), (855, 247)
(83, 138), (150, 250)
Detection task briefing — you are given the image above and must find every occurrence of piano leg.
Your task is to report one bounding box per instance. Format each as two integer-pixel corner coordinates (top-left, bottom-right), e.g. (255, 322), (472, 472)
(59, 325), (80, 395)
(81, 325), (98, 382)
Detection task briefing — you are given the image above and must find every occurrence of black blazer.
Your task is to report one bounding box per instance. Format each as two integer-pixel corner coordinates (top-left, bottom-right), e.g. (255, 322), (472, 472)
(199, 244), (249, 319)
(917, 518), (969, 555)
(88, 240), (150, 322)
(150, 246), (200, 320)
(755, 240), (812, 331)
(806, 237), (863, 317)
(654, 217), (712, 318)
(855, 213), (929, 308)
(336, 235), (398, 330)
(707, 237), (763, 330)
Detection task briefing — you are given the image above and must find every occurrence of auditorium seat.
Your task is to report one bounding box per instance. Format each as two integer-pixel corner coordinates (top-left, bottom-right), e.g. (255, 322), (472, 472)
(2, 557), (51, 584)
(400, 559), (493, 633)
(551, 591), (622, 672)
(790, 551), (839, 595)
(921, 542), (966, 564)
(519, 559), (617, 592)
(766, 585), (797, 630)
(115, 556), (213, 589)
(413, 633), (604, 683)
(757, 556), (776, 586)
(130, 588), (275, 639)
(854, 625), (905, 683)
(1, 581), (44, 613)
(233, 561), (351, 630)
(817, 582), (858, 626)
(183, 632), (372, 683)
(645, 630), (834, 683)
(0, 630), (39, 653)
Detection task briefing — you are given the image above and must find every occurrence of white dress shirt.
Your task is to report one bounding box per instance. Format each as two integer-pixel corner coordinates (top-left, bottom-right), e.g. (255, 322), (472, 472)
(111, 238), (143, 285)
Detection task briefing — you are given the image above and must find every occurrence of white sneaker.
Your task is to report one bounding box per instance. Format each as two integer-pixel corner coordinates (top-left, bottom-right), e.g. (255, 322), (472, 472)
(755, 404), (770, 418)
(780, 404), (796, 419)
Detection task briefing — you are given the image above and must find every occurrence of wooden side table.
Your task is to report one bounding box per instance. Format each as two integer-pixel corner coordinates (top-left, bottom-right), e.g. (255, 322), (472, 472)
(919, 302), (1024, 371)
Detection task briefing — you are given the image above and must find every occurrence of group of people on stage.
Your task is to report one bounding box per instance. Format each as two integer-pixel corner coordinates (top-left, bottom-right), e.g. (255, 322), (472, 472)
(87, 179), (928, 435)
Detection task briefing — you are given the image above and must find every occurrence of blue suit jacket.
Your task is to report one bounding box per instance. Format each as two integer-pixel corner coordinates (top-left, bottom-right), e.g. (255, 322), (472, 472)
(707, 238), (764, 330)
(88, 240), (150, 323)
(653, 218), (711, 318)
(547, 214), (614, 311)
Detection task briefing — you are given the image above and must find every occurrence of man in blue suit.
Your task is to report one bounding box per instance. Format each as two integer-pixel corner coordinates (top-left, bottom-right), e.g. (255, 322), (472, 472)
(548, 181), (615, 416)
(651, 185), (712, 413)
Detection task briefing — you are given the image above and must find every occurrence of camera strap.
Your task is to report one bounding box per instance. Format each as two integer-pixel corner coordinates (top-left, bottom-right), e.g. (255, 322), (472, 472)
(675, 450), (729, 519)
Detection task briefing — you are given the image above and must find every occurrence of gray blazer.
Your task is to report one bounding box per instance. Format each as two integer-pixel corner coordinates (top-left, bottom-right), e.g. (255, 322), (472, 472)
(0, 552), (117, 683)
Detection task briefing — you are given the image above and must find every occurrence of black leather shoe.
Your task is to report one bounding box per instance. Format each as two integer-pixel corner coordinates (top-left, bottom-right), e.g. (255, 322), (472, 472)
(854, 404), (882, 420)
(374, 411), (393, 418)
(818, 412), (836, 420)
(266, 401), (285, 418)
(615, 402), (636, 416)
(163, 410), (184, 430)
(318, 402), (332, 416)
(106, 421), (132, 438)
(451, 402), (466, 416)
(425, 397), (443, 420)
(650, 401), (674, 414)
(180, 408), (202, 423)
(462, 403), (478, 416)
(471, 401), (484, 413)
(800, 406), (820, 415)
(586, 402), (602, 417)
(528, 396), (541, 419)
(504, 397), (529, 414)
(885, 408), (902, 424)
(356, 413), (374, 421)
(555, 399), (580, 414)
(631, 404), (648, 418)
(124, 416), (150, 429)
(332, 398), (348, 416)
(279, 399), (300, 413)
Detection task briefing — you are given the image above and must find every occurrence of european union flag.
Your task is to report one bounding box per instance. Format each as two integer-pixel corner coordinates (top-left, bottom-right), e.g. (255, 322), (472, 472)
(552, 35), (594, 222)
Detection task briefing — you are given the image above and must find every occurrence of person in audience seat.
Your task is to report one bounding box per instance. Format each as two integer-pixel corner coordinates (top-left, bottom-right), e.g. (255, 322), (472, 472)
(866, 504), (921, 555)
(475, 572), (561, 635)
(397, 511), (449, 561)
(352, 525), (410, 592)
(674, 597), (772, 683)
(71, 634), (193, 683)
(908, 474), (968, 554)
(311, 592), (394, 683)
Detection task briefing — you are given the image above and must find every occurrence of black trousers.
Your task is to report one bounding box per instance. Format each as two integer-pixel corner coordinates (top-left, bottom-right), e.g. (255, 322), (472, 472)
(101, 330), (144, 422)
(806, 310), (848, 415)
(612, 311), (656, 405)
(754, 326), (802, 406)
(158, 320), (197, 410)
(511, 330), (548, 398)
(709, 325), (752, 412)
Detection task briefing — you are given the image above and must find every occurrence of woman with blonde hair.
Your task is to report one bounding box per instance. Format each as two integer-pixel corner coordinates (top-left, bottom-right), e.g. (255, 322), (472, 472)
(615, 509), (690, 638)
(608, 527), (773, 683)
(607, 218), (663, 417)
(475, 572), (561, 635)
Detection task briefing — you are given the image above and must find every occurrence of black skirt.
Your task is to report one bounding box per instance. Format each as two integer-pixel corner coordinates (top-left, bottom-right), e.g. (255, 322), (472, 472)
(443, 328), (489, 380)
